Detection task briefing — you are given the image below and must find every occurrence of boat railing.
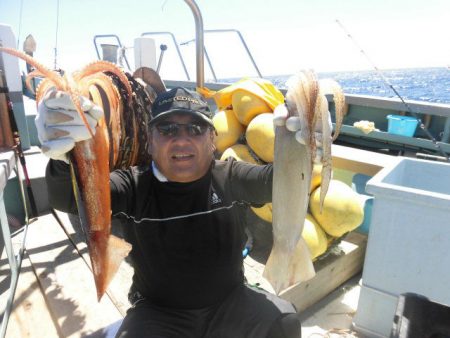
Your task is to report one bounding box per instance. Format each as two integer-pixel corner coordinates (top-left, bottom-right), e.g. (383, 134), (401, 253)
(165, 77), (450, 158)
(90, 0), (260, 86)
(140, 31), (191, 81)
(92, 30), (260, 85)
(140, 29), (262, 83)
(0, 151), (30, 338)
(335, 94), (450, 155)
(204, 29), (263, 79)
(93, 34), (131, 70)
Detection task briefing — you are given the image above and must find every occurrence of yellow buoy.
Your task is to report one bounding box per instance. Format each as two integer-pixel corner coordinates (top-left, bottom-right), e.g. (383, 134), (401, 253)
(251, 203), (272, 223)
(310, 180), (364, 237)
(220, 144), (259, 164)
(302, 214), (329, 260)
(246, 113), (275, 163)
(213, 109), (245, 154)
(232, 89), (271, 126)
(251, 207), (328, 260)
(311, 164), (324, 192)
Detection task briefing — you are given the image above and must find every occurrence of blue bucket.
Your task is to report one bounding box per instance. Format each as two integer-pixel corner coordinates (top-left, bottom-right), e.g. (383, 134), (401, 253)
(386, 114), (419, 137)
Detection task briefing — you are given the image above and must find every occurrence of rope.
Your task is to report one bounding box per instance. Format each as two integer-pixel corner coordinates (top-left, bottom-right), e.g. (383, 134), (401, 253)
(308, 328), (359, 338)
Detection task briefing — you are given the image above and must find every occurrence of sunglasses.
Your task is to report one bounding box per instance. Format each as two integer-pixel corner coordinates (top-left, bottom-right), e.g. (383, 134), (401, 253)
(154, 122), (210, 137)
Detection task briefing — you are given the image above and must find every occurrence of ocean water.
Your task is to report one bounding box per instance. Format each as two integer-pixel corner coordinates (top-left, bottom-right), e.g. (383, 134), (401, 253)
(262, 67), (450, 104)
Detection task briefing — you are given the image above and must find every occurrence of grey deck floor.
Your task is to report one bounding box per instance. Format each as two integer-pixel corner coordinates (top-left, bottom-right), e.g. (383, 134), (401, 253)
(1, 211), (365, 338)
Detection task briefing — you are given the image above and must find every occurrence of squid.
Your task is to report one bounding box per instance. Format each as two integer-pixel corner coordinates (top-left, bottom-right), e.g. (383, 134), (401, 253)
(263, 70), (345, 294)
(0, 47), (133, 300)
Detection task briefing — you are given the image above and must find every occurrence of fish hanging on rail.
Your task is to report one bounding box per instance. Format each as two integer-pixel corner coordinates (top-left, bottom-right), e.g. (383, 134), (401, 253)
(264, 69), (345, 294)
(0, 46), (134, 300)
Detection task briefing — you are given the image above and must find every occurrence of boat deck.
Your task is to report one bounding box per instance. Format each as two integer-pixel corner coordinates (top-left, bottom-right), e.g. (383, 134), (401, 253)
(1, 210), (366, 338)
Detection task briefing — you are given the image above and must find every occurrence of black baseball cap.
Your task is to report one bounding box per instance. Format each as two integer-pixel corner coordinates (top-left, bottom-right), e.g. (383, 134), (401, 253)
(150, 87), (213, 126)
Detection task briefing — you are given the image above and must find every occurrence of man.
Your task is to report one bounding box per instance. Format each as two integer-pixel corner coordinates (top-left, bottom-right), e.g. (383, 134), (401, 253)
(39, 86), (307, 338)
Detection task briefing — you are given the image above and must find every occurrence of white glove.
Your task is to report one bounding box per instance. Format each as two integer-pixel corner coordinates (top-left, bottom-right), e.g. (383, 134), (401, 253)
(273, 103), (331, 163)
(35, 88), (104, 163)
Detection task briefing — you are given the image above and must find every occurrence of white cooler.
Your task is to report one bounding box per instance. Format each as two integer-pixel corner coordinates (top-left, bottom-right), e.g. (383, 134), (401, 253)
(353, 157), (450, 337)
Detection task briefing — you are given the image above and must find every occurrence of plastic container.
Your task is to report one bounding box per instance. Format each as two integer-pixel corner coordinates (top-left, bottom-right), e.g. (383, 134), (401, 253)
(386, 114), (419, 137)
(134, 37), (157, 70)
(353, 157), (450, 337)
(101, 44), (118, 63)
(391, 293), (450, 338)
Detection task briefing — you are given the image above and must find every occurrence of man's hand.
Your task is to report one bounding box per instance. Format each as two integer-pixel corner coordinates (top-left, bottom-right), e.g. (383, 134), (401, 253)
(273, 103), (330, 163)
(35, 88), (104, 163)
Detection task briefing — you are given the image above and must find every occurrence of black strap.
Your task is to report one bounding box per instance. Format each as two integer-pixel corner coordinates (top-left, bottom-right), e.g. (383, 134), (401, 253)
(0, 86), (9, 93)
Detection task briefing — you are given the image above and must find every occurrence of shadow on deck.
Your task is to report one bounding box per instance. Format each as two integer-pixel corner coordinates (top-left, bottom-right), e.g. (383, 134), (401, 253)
(1, 210), (367, 338)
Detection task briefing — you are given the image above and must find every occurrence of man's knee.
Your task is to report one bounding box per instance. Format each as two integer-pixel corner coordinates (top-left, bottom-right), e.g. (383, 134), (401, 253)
(266, 313), (301, 338)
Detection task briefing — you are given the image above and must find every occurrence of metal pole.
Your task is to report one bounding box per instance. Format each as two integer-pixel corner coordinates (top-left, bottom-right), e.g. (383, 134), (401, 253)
(156, 44), (167, 74)
(183, 0), (204, 89)
(0, 191), (16, 338)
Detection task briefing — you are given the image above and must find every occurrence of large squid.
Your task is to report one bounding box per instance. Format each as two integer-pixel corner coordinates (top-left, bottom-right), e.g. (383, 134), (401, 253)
(264, 70), (345, 294)
(0, 47), (133, 300)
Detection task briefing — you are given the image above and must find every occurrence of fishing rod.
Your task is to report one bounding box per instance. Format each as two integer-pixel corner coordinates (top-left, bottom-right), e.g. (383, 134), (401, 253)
(336, 19), (450, 162)
(0, 47), (39, 218)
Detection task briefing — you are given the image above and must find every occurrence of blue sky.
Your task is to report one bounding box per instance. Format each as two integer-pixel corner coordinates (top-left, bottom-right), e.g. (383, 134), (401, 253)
(0, 0), (449, 80)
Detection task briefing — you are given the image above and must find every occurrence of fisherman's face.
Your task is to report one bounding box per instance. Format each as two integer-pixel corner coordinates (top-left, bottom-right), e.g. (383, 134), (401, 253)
(149, 113), (215, 182)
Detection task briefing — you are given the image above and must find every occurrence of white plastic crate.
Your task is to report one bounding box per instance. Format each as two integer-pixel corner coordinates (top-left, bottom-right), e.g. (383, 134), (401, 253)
(353, 157), (450, 337)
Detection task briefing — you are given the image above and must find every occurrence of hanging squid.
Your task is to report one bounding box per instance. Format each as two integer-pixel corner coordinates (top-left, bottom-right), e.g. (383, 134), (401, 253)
(0, 47), (153, 300)
(264, 69), (345, 294)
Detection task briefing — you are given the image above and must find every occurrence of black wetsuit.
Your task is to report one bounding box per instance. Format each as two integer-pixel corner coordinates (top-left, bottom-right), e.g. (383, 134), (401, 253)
(46, 158), (301, 338)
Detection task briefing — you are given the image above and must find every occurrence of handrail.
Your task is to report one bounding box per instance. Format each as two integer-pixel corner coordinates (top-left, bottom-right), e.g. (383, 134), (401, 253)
(183, 0), (204, 89)
(180, 29), (262, 82)
(140, 32), (190, 81)
(203, 48), (217, 82)
(92, 34), (131, 70)
(0, 152), (30, 338)
(170, 36), (219, 82)
(205, 29), (263, 78)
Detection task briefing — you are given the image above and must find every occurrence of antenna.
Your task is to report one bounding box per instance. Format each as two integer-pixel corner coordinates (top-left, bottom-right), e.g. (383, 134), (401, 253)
(336, 19), (449, 161)
(16, 0), (24, 47)
(54, 0), (60, 70)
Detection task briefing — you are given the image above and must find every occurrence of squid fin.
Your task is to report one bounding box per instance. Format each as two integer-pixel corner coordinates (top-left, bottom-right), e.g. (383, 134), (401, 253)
(263, 238), (315, 295)
(94, 235), (132, 301)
